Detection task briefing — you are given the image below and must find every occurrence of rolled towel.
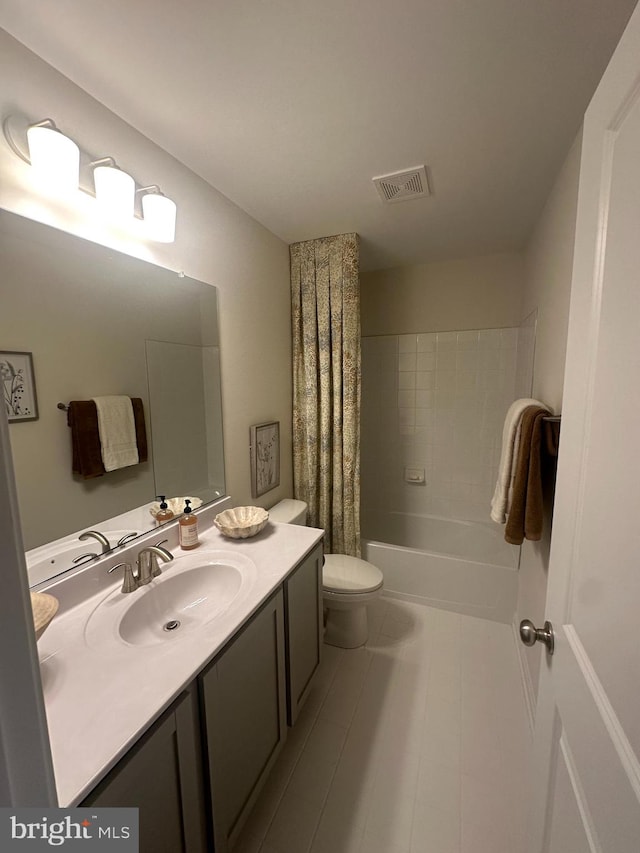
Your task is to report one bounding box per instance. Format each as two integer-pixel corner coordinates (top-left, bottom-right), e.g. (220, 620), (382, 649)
(490, 398), (547, 524)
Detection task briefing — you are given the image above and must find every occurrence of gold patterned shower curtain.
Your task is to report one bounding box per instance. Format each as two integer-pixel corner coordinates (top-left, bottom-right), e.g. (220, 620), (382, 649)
(290, 233), (361, 556)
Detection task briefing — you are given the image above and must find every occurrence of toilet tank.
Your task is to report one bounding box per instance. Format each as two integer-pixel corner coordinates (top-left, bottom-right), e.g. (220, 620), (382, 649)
(269, 499), (308, 525)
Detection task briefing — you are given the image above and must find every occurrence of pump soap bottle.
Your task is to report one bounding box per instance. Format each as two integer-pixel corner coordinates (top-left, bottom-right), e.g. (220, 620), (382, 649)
(179, 499), (199, 550)
(155, 495), (174, 525)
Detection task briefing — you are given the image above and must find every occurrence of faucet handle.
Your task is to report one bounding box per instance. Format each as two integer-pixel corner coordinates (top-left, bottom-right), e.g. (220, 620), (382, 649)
(117, 532), (138, 548)
(108, 561), (138, 594)
(72, 552), (99, 565)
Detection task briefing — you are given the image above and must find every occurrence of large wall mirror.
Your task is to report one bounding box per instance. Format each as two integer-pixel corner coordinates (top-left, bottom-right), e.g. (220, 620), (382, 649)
(0, 210), (225, 578)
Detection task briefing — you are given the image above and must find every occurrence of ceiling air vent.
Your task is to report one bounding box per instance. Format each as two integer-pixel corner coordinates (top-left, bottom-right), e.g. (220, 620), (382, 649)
(372, 165), (430, 204)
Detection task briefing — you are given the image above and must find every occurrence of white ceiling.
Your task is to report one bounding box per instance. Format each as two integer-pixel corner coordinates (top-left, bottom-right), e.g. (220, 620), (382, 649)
(0, 0), (636, 271)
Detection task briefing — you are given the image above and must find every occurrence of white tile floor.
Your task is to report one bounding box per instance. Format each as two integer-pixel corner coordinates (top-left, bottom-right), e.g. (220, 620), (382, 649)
(233, 597), (532, 853)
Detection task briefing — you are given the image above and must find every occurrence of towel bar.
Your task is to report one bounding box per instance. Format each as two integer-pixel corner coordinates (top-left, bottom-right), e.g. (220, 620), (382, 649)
(542, 415), (561, 422)
(57, 403), (70, 411)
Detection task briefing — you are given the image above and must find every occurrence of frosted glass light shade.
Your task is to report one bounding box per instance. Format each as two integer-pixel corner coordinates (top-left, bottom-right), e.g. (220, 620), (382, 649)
(142, 193), (177, 242)
(94, 165), (135, 219)
(26, 125), (80, 194)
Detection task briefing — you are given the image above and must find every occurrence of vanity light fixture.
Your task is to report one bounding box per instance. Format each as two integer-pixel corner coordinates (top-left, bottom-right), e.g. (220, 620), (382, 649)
(138, 186), (177, 243)
(2, 113), (178, 242)
(92, 157), (136, 219)
(25, 119), (80, 195)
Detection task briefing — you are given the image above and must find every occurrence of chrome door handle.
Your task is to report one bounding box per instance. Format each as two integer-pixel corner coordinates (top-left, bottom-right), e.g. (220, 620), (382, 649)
(519, 619), (555, 655)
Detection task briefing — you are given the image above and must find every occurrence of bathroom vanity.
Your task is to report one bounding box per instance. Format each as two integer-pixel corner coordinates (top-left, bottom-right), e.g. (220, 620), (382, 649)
(36, 510), (323, 853)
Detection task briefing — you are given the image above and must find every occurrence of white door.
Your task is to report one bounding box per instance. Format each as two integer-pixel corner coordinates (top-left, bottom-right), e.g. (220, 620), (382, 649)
(527, 4), (640, 851)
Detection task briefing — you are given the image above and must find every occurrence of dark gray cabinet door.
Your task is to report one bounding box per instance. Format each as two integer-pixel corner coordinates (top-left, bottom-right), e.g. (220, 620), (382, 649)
(82, 685), (206, 853)
(200, 589), (286, 853)
(284, 543), (323, 725)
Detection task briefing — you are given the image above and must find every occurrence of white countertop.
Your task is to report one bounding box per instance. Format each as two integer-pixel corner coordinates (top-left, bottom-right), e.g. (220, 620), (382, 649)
(36, 513), (324, 807)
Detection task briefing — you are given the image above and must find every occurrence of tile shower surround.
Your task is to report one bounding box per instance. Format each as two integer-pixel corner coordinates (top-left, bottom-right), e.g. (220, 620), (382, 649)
(361, 328), (528, 525)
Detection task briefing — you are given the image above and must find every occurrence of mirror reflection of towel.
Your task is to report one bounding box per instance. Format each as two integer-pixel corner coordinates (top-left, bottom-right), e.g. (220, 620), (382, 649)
(92, 396), (138, 471)
(67, 399), (147, 479)
(505, 406), (549, 545)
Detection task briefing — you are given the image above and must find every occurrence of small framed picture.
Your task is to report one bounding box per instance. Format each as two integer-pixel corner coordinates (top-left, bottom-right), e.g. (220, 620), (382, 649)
(1, 351), (39, 423)
(250, 421), (280, 498)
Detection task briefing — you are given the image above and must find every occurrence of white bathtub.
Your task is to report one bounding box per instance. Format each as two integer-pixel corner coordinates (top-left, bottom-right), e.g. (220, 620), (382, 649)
(361, 511), (520, 623)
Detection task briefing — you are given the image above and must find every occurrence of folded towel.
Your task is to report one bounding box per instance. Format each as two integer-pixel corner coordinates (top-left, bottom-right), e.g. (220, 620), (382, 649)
(92, 396), (139, 472)
(505, 406), (550, 545)
(131, 398), (148, 465)
(68, 401), (105, 479)
(491, 398), (546, 524)
(68, 398), (147, 479)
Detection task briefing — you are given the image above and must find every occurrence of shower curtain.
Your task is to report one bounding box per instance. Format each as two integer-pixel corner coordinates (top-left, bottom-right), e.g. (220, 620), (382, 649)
(290, 233), (361, 556)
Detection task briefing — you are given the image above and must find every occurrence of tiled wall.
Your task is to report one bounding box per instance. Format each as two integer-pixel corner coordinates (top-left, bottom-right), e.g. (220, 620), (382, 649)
(514, 310), (537, 398)
(361, 327), (531, 528)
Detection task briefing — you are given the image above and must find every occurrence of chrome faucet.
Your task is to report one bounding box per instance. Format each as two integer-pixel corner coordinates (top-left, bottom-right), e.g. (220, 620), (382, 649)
(79, 530), (111, 554)
(136, 540), (173, 586)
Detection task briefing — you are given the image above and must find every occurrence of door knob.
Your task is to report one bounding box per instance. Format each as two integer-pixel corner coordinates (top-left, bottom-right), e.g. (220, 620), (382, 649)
(519, 619), (555, 655)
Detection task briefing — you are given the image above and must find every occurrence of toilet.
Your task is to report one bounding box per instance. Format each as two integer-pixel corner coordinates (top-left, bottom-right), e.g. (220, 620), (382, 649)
(269, 499), (384, 648)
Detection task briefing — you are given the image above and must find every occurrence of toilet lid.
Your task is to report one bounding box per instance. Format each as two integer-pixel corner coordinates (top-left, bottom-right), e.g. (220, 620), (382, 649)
(323, 554), (384, 594)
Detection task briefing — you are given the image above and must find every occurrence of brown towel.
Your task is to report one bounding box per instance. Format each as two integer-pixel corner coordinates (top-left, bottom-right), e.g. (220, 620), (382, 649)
(68, 398), (147, 479)
(505, 406), (549, 545)
(544, 420), (561, 457)
(131, 398), (148, 465)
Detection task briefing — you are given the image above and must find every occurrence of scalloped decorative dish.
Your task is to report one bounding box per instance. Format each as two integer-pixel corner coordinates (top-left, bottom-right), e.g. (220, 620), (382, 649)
(149, 496), (203, 519)
(214, 506), (269, 539)
(31, 591), (59, 641)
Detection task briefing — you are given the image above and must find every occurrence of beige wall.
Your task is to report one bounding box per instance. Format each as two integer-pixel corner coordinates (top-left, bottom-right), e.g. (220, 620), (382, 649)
(0, 31), (293, 532)
(516, 130), (583, 713)
(361, 253), (524, 336)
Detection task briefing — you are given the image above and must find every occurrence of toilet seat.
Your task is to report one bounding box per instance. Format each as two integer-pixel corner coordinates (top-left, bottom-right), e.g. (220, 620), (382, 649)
(323, 554), (383, 595)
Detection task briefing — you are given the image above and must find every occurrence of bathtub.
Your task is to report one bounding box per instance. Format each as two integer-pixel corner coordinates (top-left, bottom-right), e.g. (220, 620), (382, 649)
(361, 511), (520, 623)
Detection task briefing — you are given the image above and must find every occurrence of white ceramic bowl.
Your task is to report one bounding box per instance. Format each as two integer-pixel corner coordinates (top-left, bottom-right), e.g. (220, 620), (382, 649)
(214, 506), (269, 539)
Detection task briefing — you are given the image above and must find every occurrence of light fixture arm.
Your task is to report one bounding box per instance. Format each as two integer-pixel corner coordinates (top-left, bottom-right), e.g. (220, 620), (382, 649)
(90, 156), (117, 169)
(30, 119), (56, 130)
(3, 116), (57, 164)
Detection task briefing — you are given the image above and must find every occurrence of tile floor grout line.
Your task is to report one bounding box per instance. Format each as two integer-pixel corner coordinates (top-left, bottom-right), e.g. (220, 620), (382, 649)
(253, 645), (347, 852)
(305, 618), (381, 853)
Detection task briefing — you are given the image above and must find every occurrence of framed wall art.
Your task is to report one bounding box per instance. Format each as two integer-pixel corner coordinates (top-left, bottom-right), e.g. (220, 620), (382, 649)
(250, 420), (280, 498)
(1, 351), (39, 422)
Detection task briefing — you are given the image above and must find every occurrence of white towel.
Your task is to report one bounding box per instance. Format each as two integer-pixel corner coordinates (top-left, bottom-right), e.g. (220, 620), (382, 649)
(92, 396), (139, 472)
(490, 398), (546, 524)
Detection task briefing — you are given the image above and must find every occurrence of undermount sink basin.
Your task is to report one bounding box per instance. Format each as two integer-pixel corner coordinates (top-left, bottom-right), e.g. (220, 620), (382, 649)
(85, 550), (257, 648)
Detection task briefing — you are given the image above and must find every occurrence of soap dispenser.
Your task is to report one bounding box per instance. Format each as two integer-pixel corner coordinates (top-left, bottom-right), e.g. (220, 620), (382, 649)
(179, 499), (199, 550)
(155, 495), (174, 525)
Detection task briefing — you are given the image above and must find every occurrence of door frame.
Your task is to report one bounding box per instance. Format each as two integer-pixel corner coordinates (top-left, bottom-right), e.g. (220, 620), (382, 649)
(0, 407), (57, 805)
